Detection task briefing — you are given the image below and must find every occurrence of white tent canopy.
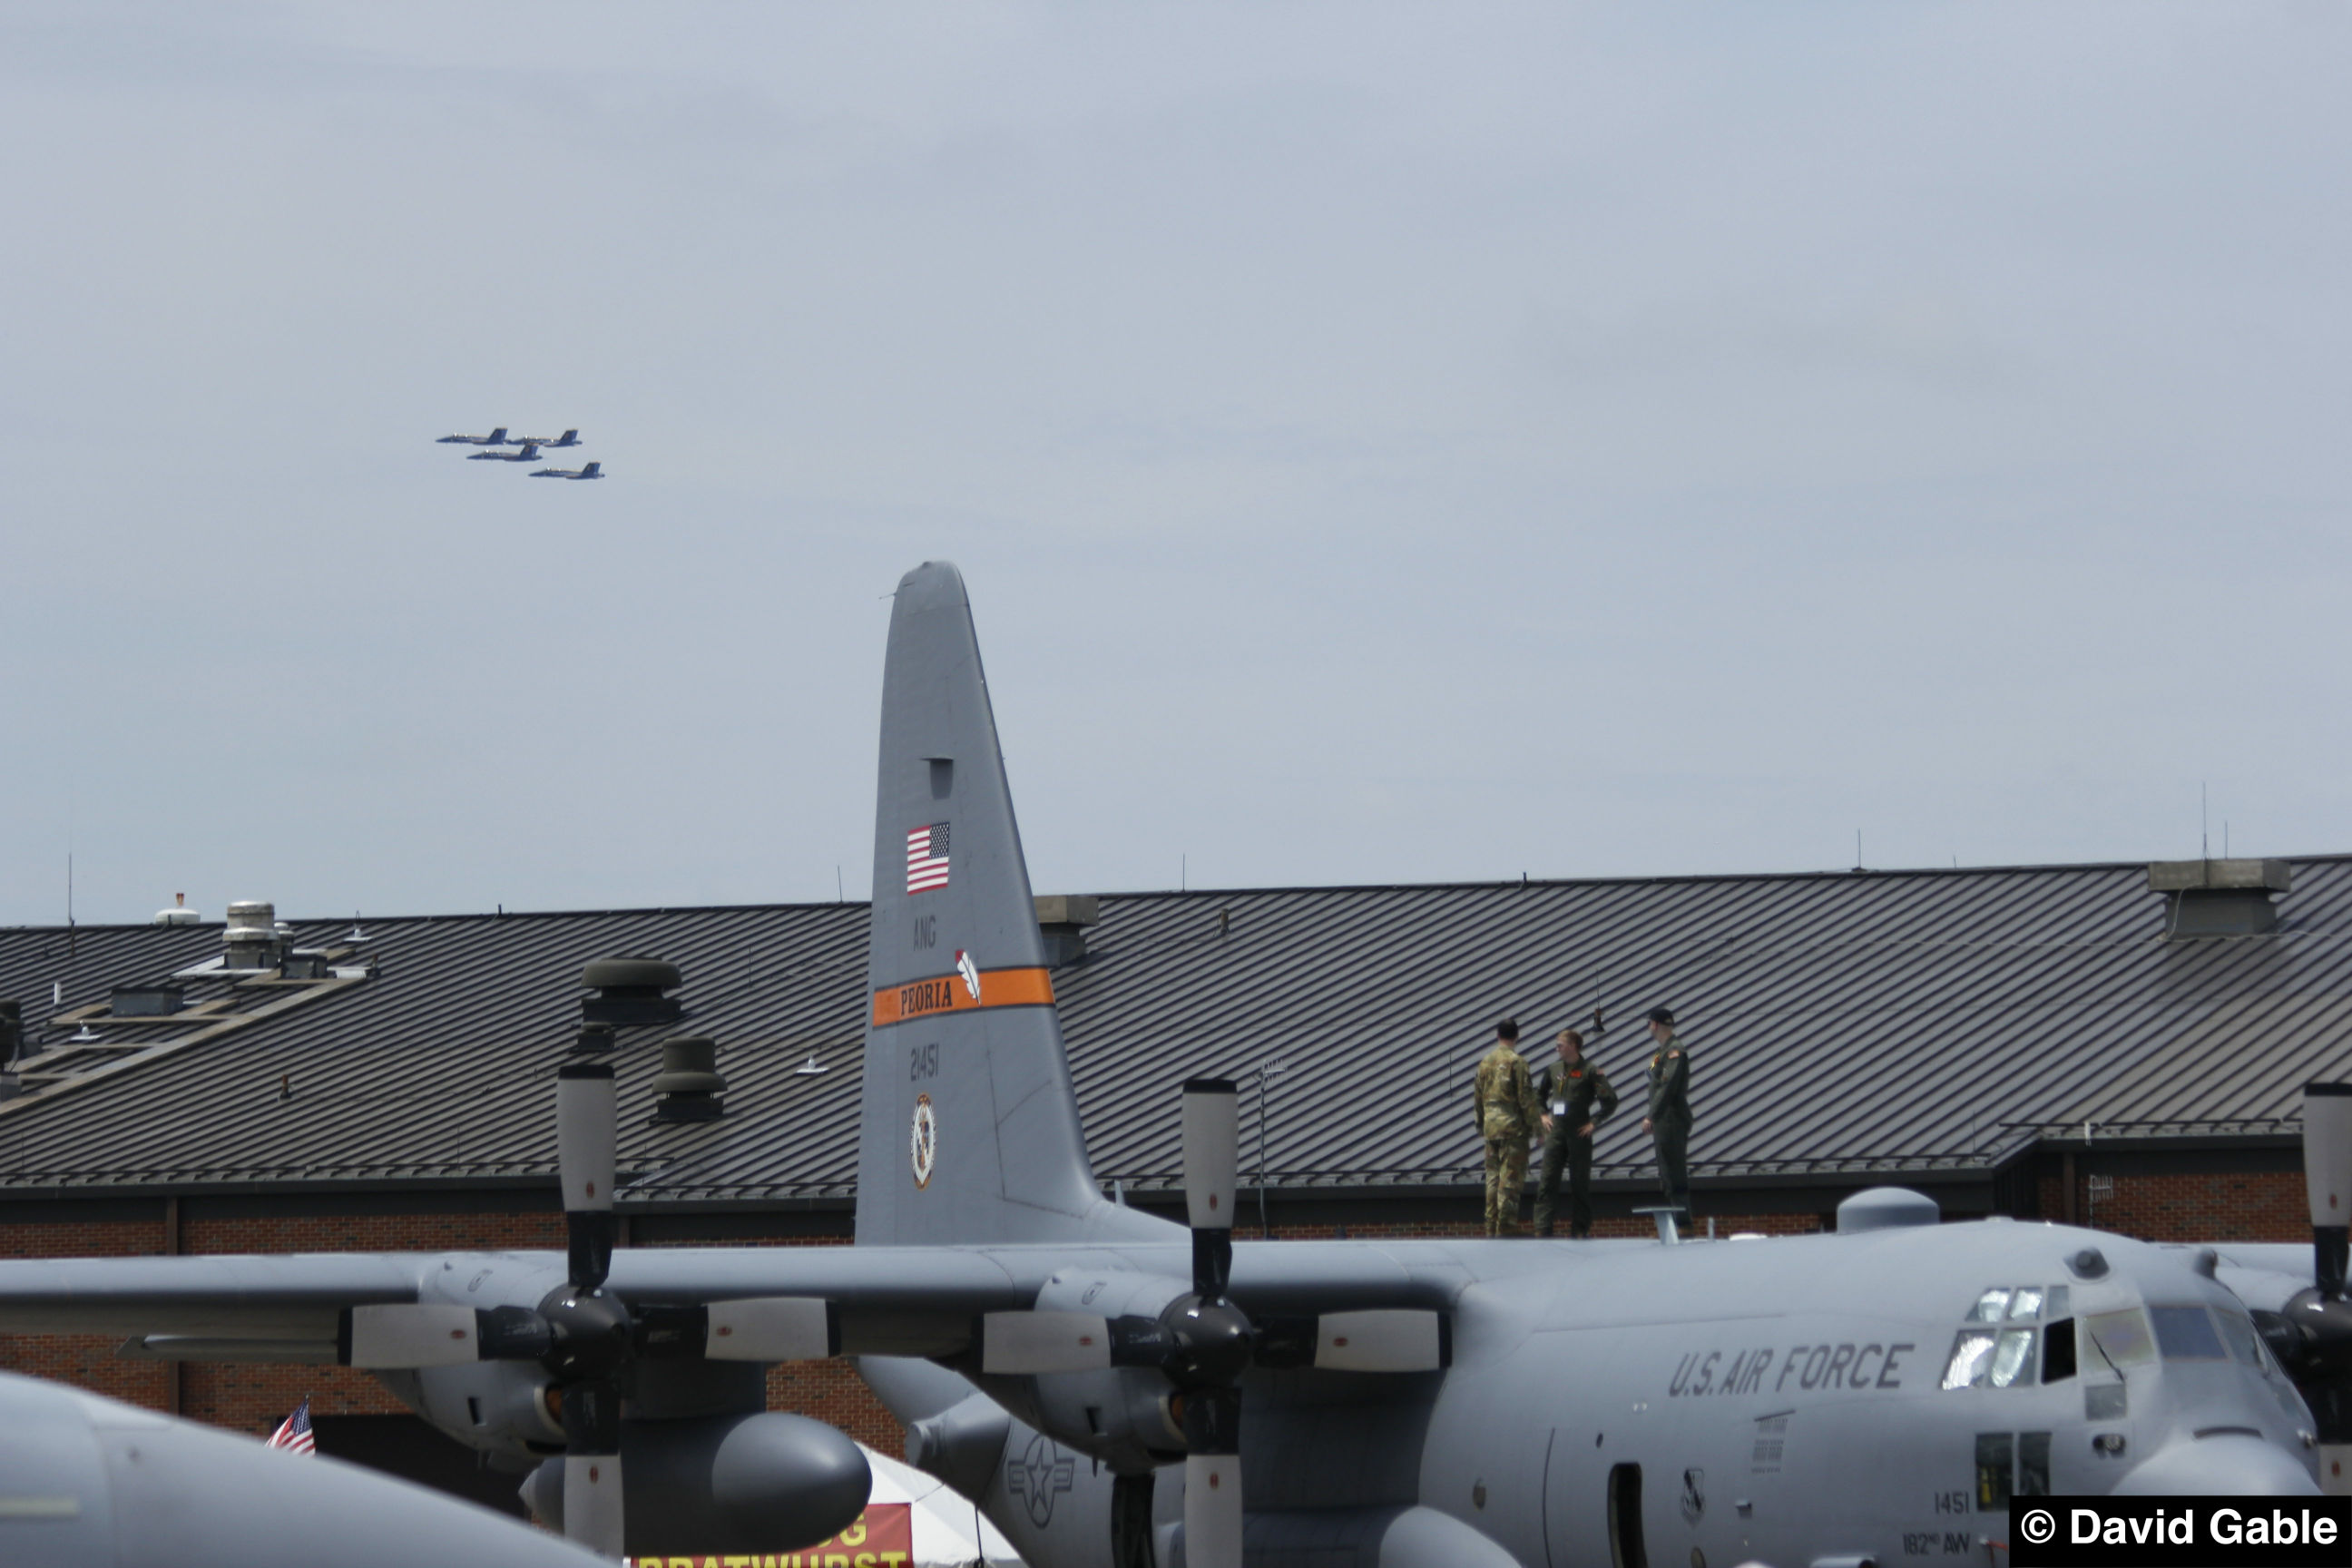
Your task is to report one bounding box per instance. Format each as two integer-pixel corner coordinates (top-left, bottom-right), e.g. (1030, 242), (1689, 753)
(859, 1444), (1024, 1568)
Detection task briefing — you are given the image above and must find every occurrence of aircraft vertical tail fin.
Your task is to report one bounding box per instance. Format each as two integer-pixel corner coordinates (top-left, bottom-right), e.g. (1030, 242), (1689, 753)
(580, 462), (600, 478)
(855, 563), (1168, 1247)
(487, 426), (507, 443)
(560, 429), (578, 444)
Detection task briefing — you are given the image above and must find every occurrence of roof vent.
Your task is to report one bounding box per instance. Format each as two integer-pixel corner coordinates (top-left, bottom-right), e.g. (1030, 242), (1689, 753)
(581, 956), (684, 1028)
(2150, 859), (2291, 937)
(649, 1035), (728, 1122)
(222, 900), (282, 970)
(1836, 1187), (1940, 1233)
(152, 893), (200, 928)
(1034, 896), (1101, 967)
(111, 985), (184, 1018)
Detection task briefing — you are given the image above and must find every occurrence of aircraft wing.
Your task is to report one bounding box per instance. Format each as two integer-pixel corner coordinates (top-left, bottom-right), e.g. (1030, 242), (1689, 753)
(0, 1237), (1477, 1356)
(0, 1252), (429, 1338)
(609, 1239), (1470, 1315)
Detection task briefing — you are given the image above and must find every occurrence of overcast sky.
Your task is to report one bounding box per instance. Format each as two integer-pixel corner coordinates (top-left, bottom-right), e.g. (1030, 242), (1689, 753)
(3, 5), (2346, 927)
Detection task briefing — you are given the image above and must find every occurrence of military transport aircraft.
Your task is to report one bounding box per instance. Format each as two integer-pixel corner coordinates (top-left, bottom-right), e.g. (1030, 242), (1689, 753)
(0, 561), (2344, 1568)
(0, 1367), (610, 1566)
(467, 441), (543, 464)
(518, 428), (583, 448)
(435, 426), (513, 446)
(531, 460), (603, 480)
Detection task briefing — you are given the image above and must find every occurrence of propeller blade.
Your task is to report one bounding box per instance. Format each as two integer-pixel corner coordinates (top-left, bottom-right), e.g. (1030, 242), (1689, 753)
(557, 1063), (619, 1291)
(2308, 1083), (2352, 1298)
(980, 1310), (1113, 1375)
(564, 1451), (624, 1558)
(1183, 1454), (1243, 1568)
(1182, 1078), (1239, 1299)
(338, 1304), (480, 1368)
(704, 1297), (838, 1362)
(1311, 1309), (1447, 1373)
(559, 1377), (626, 1557)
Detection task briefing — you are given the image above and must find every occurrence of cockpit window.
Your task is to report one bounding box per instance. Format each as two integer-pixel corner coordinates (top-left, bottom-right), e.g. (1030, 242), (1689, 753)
(2008, 1288), (2045, 1321)
(2083, 1308), (2156, 1369)
(1988, 1328), (2039, 1387)
(2149, 1305), (2227, 1361)
(1944, 1331), (1997, 1389)
(1943, 1328), (2042, 1389)
(1968, 1289), (2015, 1323)
(2214, 1308), (2278, 1375)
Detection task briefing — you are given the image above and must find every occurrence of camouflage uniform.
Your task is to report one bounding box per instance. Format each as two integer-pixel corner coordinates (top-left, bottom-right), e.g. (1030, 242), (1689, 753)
(1533, 1056), (1618, 1238)
(1647, 1031), (1692, 1214)
(1473, 1042), (1544, 1236)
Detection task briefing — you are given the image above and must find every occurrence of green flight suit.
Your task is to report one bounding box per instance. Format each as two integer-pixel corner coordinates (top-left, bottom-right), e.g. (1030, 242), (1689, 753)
(1533, 1055), (1618, 1238)
(1473, 1042), (1544, 1236)
(1647, 1031), (1692, 1213)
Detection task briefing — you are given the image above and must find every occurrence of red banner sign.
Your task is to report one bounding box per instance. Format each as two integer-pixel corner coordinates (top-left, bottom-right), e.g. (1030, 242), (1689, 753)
(625, 1500), (916, 1567)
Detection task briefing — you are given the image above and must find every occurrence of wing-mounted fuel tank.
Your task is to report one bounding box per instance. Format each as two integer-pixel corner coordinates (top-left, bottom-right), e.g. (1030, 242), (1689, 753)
(520, 1411), (870, 1555)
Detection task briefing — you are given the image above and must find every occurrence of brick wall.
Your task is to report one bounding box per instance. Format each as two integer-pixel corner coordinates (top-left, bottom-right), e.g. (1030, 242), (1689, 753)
(2035, 1168), (2306, 1242)
(1234, 1209), (1826, 1241)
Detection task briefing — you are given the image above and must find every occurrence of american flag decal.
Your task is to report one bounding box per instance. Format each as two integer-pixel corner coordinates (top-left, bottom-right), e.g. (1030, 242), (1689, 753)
(906, 823), (951, 894)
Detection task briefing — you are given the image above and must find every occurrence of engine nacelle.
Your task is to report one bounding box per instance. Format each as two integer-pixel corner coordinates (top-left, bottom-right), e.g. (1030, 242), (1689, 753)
(401, 1358), (565, 1463)
(522, 1411), (871, 1554)
(1019, 1269), (1191, 1472)
(390, 1254), (574, 1462)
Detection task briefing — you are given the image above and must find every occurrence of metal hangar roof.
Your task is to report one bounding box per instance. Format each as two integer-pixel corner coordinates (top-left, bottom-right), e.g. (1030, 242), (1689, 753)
(0, 855), (2345, 1211)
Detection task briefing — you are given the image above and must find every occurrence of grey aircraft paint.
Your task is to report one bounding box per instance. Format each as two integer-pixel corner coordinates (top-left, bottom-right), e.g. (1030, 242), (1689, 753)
(0, 1368), (611, 1568)
(857, 561), (1163, 1250)
(0, 559), (2328, 1567)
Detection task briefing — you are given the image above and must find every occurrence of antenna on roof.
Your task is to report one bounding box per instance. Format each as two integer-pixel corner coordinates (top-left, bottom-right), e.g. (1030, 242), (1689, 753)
(792, 1053), (827, 1076)
(2202, 781), (2209, 859)
(345, 912), (370, 944)
(67, 1024), (102, 1044)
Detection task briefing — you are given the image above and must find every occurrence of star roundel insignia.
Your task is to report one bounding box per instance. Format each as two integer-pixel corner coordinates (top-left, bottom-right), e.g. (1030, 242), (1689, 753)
(910, 1093), (938, 1190)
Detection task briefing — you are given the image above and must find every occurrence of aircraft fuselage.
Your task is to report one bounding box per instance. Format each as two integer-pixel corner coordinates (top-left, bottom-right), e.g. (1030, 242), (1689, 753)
(849, 1219), (2317, 1568)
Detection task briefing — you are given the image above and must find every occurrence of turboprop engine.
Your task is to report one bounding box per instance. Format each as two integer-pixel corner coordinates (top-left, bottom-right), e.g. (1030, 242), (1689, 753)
(520, 1410), (870, 1553)
(1004, 1270), (1198, 1472)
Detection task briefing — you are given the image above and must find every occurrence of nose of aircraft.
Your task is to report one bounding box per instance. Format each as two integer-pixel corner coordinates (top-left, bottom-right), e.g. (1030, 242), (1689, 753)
(2111, 1432), (2321, 1496)
(1, 1372), (609, 1568)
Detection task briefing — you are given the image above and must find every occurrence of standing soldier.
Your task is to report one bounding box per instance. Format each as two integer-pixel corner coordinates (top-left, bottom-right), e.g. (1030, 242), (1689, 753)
(1533, 1027), (1617, 1239)
(1641, 1005), (1693, 1216)
(1472, 1019), (1544, 1236)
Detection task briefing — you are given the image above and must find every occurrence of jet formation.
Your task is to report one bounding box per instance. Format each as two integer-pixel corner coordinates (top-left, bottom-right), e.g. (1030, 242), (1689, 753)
(436, 426), (603, 478)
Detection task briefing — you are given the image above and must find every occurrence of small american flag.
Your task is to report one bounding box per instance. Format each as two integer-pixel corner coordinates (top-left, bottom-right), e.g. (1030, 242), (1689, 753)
(267, 1397), (316, 1455)
(906, 823), (951, 894)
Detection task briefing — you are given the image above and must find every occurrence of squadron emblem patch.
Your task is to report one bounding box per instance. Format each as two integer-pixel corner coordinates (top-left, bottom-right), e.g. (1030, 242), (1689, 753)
(910, 1093), (937, 1189)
